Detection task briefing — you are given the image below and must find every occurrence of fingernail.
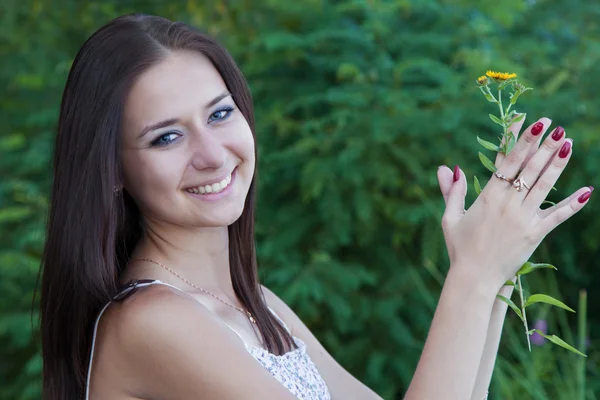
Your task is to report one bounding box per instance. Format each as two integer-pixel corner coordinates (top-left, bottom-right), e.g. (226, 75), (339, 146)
(578, 190), (593, 203)
(552, 126), (565, 141)
(559, 140), (572, 158)
(531, 121), (544, 136)
(589, 186), (595, 192)
(453, 165), (460, 182)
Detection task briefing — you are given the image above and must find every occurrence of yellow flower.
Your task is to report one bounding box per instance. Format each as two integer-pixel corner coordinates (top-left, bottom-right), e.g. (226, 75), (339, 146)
(486, 70), (517, 81)
(477, 75), (489, 85)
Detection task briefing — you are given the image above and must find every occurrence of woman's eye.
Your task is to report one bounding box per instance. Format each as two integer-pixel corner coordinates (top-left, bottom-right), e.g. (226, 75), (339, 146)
(150, 132), (180, 147)
(208, 107), (234, 123)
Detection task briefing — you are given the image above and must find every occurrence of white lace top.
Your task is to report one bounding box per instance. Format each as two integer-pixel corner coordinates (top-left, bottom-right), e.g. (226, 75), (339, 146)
(85, 279), (331, 400)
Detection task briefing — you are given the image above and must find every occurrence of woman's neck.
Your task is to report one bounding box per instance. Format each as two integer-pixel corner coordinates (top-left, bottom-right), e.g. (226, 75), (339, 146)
(123, 223), (234, 295)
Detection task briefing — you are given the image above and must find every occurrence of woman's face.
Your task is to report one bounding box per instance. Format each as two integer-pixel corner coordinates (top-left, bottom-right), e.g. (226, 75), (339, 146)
(121, 50), (255, 228)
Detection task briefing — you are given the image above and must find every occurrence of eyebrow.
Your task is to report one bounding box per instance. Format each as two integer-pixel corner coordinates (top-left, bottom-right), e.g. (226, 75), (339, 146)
(137, 91), (233, 138)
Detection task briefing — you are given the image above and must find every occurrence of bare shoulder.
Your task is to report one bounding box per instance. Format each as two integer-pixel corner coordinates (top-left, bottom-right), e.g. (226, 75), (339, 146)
(96, 283), (298, 400)
(261, 284), (291, 313)
(260, 285), (298, 332)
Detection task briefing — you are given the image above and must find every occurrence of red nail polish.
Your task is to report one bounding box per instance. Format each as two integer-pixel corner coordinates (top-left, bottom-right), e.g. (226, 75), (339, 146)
(531, 122), (544, 136)
(578, 190), (593, 203)
(559, 140), (572, 158)
(453, 165), (460, 182)
(552, 126), (565, 141)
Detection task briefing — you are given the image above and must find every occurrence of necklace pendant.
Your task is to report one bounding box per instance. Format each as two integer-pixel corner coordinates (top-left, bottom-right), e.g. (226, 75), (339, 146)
(248, 312), (256, 324)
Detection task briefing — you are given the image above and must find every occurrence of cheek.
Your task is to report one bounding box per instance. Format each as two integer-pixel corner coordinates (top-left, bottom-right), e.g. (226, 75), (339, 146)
(231, 120), (256, 168)
(122, 152), (181, 208)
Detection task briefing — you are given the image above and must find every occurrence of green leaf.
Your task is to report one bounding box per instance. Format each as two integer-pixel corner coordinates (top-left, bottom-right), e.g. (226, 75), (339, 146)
(479, 86), (497, 103)
(529, 330), (587, 357)
(517, 262), (557, 276)
(0, 133), (26, 151)
(503, 280), (516, 288)
(477, 136), (500, 152)
(478, 152), (497, 172)
(506, 133), (517, 154)
(489, 113), (505, 127)
(0, 207), (33, 224)
(510, 91), (522, 105)
(473, 176), (482, 195)
(524, 294), (575, 312)
(542, 200), (556, 207)
(497, 294), (524, 321)
(511, 113), (526, 124)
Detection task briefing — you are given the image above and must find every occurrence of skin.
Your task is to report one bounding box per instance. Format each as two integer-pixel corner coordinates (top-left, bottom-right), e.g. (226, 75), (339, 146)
(86, 50), (591, 399)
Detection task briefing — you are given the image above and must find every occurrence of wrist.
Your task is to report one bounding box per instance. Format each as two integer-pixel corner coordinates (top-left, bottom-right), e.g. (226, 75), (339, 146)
(446, 263), (501, 303)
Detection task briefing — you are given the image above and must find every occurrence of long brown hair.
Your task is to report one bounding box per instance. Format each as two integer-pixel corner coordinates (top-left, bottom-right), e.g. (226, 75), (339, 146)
(38, 14), (295, 400)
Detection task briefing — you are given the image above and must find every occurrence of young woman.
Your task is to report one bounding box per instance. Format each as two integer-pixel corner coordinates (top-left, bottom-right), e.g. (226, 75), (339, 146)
(39, 14), (592, 400)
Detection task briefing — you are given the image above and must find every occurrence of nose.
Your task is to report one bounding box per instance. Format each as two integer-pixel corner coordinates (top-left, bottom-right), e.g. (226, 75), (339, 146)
(189, 126), (226, 171)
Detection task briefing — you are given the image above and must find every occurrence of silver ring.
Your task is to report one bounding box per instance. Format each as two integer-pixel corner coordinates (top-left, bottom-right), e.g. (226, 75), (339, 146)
(512, 177), (531, 192)
(494, 171), (514, 184)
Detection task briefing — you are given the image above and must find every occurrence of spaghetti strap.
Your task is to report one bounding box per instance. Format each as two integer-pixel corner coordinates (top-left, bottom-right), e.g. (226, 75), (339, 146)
(85, 279), (160, 399)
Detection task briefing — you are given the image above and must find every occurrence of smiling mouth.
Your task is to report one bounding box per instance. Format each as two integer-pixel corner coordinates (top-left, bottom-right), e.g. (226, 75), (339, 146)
(185, 170), (234, 195)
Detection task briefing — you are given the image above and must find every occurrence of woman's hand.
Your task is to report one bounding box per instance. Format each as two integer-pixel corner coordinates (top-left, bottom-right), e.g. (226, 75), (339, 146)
(437, 117), (592, 288)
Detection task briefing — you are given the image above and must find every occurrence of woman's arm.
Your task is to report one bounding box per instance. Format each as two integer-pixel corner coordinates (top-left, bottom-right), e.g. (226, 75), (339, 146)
(404, 266), (498, 399)
(470, 284), (515, 400)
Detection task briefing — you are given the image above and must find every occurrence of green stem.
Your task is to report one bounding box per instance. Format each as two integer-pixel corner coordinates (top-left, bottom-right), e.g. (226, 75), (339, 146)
(517, 274), (531, 351)
(498, 89), (504, 120)
(577, 289), (587, 400)
(497, 89), (508, 153)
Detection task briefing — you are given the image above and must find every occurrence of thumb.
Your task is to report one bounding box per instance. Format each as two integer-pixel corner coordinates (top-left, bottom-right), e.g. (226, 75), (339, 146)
(444, 165), (467, 219)
(437, 165), (453, 205)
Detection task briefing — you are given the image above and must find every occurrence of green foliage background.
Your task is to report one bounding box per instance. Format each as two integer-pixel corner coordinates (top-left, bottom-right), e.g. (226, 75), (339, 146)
(1, 0), (599, 399)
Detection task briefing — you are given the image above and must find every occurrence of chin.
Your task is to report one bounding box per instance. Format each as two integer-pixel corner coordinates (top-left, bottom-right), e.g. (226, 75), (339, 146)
(197, 204), (247, 228)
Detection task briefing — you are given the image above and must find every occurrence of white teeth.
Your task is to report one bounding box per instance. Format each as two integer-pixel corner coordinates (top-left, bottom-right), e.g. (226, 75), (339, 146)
(187, 172), (233, 195)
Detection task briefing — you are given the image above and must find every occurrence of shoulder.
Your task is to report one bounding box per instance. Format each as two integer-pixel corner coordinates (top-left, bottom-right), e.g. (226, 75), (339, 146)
(97, 283), (298, 399)
(260, 285), (296, 332)
(108, 283), (232, 359)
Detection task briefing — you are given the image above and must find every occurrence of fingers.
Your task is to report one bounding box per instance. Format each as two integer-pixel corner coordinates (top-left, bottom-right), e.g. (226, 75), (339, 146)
(495, 114), (527, 167)
(511, 126), (566, 200)
(442, 166), (467, 223)
(538, 186), (594, 218)
(538, 187), (593, 233)
(491, 118), (552, 190)
(522, 137), (572, 209)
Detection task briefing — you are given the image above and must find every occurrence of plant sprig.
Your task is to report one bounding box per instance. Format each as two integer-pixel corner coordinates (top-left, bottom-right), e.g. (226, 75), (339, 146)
(474, 70), (586, 357)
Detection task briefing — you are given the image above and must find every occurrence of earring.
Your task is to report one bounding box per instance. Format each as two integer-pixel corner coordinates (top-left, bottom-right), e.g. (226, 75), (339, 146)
(113, 186), (121, 195)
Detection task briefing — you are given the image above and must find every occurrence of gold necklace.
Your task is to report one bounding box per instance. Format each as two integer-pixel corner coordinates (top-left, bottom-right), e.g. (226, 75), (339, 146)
(129, 258), (256, 324)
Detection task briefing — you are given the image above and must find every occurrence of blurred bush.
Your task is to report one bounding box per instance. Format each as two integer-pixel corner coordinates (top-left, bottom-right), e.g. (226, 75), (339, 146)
(0, 0), (598, 399)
